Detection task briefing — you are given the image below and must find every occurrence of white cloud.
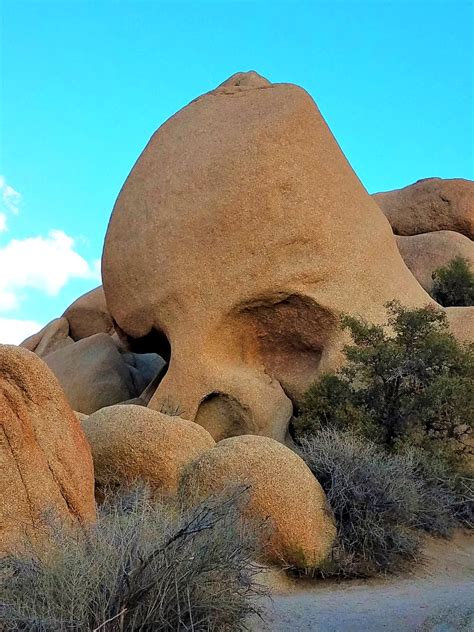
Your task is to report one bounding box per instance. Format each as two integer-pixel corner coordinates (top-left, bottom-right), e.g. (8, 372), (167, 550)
(0, 229), (100, 311)
(0, 318), (44, 345)
(0, 175), (21, 217)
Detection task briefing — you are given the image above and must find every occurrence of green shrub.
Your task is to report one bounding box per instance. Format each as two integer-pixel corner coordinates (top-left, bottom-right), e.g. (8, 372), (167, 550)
(298, 429), (423, 577)
(0, 486), (265, 631)
(293, 301), (474, 470)
(431, 256), (474, 307)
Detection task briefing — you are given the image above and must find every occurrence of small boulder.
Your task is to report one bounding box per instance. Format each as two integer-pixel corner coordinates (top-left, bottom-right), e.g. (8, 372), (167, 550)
(82, 404), (215, 497)
(0, 345), (96, 554)
(63, 286), (114, 341)
(179, 435), (336, 569)
(20, 317), (73, 357)
(43, 333), (164, 414)
(373, 178), (474, 239)
(396, 231), (474, 293)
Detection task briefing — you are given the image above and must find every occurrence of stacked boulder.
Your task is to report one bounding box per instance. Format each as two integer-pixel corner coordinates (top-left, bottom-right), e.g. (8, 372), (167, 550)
(4, 71), (473, 571)
(373, 178), (474, 296)
(20, 286), (165, 414)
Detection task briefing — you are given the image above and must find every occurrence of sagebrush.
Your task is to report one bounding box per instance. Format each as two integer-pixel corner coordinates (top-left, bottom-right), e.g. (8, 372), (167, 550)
(298, 429), (423, 577)
(0, 486), (265, 631)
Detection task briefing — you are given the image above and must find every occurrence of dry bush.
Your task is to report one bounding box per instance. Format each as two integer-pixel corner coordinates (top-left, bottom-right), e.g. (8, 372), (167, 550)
(0, 485), (265, 631)
(298, 429), (423, 577)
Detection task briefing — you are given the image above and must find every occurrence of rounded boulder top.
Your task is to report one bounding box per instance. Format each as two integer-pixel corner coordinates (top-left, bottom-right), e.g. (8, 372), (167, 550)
(82, 404), (215, 498)
(217, 70), (272, 89)
(179, 434), (336, 569)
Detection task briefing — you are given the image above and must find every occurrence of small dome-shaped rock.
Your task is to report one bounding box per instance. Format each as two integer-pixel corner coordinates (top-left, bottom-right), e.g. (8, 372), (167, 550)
(82, 404), (215, 497)
(179, 435), (336, 569)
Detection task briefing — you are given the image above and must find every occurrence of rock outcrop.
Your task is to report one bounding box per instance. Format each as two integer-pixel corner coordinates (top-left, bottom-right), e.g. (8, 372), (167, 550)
(63, 286), (114, 341)
(179, 435), (336, 569)
(396, 231), (474, 293)
(0, 345), (96, 554)
(102, 71), (431, 442)
(373, 178), (474, 239)
(82, 404), (215, 498)
(44, 333), (164, 415)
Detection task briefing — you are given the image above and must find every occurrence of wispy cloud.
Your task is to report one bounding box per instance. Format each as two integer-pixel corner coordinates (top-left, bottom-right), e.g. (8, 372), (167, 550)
(0, 175), (22, 224)
(0, 229), (101, 312)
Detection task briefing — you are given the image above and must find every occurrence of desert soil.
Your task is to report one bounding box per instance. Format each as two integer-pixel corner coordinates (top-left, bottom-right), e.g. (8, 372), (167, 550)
(252, 532), (474, 631)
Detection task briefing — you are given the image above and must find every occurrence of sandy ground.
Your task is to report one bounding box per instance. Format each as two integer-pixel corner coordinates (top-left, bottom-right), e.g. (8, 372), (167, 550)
(251, 532), (474, 632)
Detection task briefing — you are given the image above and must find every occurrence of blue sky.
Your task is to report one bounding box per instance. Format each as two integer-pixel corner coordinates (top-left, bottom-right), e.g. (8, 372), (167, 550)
(0, 0), (472, 343)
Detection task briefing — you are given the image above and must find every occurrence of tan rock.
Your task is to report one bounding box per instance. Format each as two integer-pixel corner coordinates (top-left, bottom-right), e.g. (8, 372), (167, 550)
(218, 70), (271, 88)
(82, 404), (215, 497)
(0, 345), (95, 554)
(102, 71), (431, 443)
(396, 231), (474, 293)
(20, 317), (73, 357)
(446, 306), (474, 343)
(43, 333), (164, 415)
(179, 435), (336, 569)
(63, 286), (114, 341)
(373, 178), (474, 239)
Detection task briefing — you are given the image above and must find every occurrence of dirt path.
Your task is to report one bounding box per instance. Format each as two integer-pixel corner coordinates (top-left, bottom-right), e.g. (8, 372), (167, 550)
(252, 533), (474, 631)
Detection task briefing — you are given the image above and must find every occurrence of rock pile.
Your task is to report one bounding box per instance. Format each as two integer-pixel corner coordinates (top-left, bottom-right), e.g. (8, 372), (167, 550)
(4, 71), (472, 569)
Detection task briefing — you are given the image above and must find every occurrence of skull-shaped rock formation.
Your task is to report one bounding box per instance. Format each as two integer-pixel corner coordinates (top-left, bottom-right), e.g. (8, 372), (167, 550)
(102, 71), (432, 442)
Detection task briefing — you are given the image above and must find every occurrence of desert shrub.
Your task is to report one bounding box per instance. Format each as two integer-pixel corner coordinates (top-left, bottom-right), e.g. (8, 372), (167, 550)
(293, 301), (474, 470)
(298, 429), (423, 577)
(0, 486), (265, 631)
(431, 256), (474, 307)
(405, 447), (474, 532)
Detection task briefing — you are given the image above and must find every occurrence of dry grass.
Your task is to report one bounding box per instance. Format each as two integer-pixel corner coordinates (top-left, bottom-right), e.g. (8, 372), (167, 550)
(0, 485), (266, 631)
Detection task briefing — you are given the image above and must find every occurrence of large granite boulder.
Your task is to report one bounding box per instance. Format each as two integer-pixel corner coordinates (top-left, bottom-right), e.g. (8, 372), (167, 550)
(373, 178), (474, 239)
(44, 333), (164, 414)
(82, 404), (215, 499)
(63, 285), (114, 341)
(0, 345), (96, 554)
(102, 71), (431, 443)
(179, 434), (336, 569)
(396, 231), (474, 293)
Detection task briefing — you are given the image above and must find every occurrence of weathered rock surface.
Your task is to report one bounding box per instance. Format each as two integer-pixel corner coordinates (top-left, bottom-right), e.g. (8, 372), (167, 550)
(396, 231), (474, 293)
(446, 306), (474, 343)
(44, 333), (164, 414)
(82, 404), (215, 497)
(63, 286), (114, 341)
(20, 317), (73, 357)
(373, 178), (474, 239)
(102, 71), (431, 442)
(0, 345), (96, 554)
(179, 435), (336, 569)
